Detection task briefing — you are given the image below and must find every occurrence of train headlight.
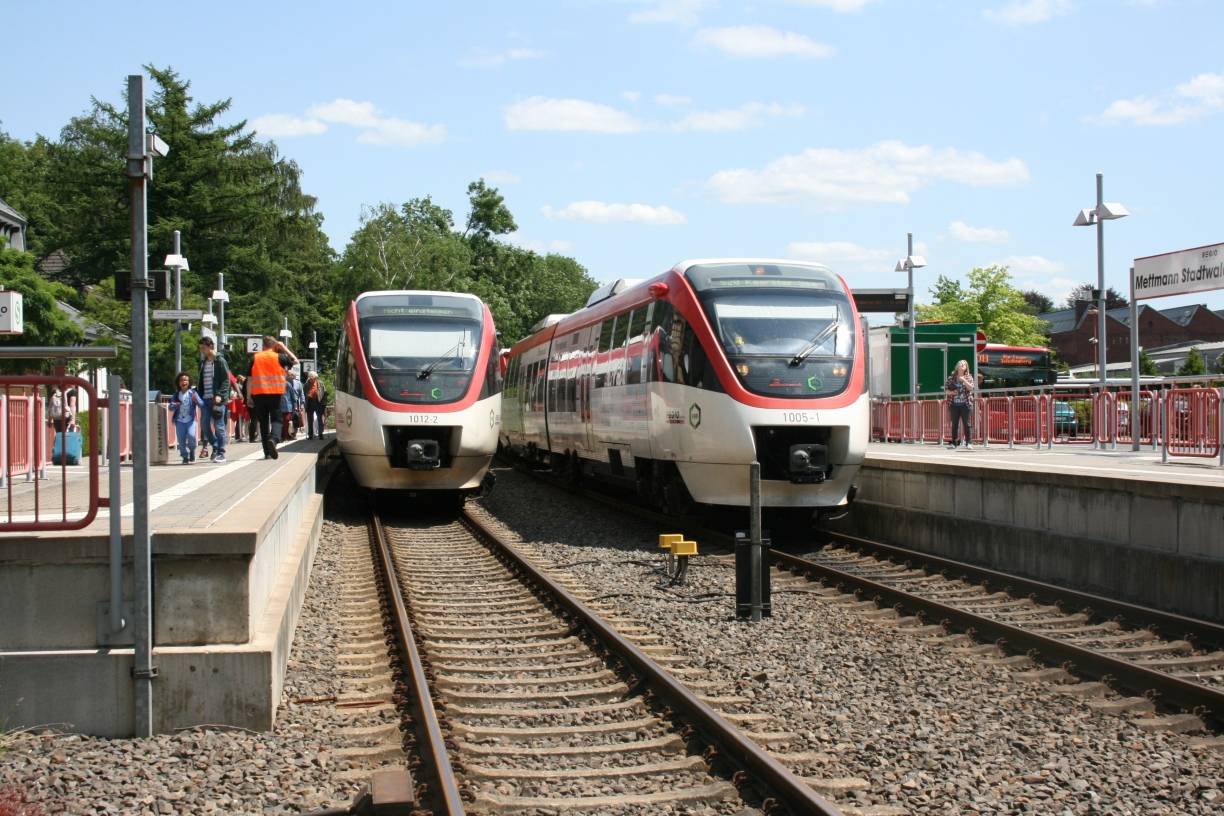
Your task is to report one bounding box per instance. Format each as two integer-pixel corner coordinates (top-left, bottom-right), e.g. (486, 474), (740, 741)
(736, 363), (751, 376)
(831, 364), (848, 377)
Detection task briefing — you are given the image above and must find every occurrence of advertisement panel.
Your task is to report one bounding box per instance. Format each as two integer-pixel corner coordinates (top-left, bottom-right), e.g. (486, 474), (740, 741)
(1133, 242), (1224, 301)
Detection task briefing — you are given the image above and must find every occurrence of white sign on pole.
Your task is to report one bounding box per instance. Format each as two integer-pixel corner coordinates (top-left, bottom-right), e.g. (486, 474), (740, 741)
(1133, 242), (1224, 301)
(0, 291), (24, 335)
(152, 308), (204, 321)
(246, 338), (262, 354)
(200, 325), (217, 343)
(301, 359), (317, 375)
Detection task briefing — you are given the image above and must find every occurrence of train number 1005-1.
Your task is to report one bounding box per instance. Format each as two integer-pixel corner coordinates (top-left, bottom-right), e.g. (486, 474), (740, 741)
(780, 411), (819, 423)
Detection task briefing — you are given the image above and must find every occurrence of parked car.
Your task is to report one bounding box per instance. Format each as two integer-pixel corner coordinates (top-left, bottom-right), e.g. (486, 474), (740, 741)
(1053, 400), (1077, 436)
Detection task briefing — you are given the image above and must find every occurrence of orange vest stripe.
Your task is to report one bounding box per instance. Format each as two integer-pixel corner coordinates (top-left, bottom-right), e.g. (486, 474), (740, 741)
(249, 350), (286, 395)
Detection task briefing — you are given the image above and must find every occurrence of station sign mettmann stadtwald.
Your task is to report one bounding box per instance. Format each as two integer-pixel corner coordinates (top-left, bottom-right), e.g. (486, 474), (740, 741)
(1133, 241), (1224, 301)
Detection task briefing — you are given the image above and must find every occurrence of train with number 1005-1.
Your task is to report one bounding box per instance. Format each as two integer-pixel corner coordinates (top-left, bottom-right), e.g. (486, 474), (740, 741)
(500, 259), (868, 517)
(334, 291), (501, 497)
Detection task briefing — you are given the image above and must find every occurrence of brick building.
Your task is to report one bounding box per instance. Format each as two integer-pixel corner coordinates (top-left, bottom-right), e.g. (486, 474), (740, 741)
(1039, 301), (1224, 366)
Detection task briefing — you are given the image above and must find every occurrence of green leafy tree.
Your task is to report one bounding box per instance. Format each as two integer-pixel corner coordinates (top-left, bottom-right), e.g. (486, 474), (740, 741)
(0, 130), (58, 257)
(916, 265), (1049, 347)
(1177, 346), (1206, 376)
(1138, 348), (1159, 376)
(0, 249), (84, 371)
(12, 66), (339, 390)
(1214, 351), (1224, 375)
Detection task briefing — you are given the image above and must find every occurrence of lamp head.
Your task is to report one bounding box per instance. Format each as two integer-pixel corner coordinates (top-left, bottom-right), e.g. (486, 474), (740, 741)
(164, 253), (189, 270)
(1073, 208), (1096, 227)
(1098, 202), (1130, 220)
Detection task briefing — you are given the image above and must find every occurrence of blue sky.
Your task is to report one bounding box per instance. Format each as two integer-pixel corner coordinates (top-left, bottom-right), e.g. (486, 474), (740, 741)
(5, 0), (1224, 315)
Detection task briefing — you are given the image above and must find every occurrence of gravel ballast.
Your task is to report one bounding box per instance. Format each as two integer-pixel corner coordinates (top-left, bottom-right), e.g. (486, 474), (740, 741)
(0, 518), (373, 816)
(472, 466), (1224, 815)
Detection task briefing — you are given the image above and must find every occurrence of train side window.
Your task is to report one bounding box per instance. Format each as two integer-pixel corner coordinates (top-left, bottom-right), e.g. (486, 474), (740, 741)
(681, 320), (721, 393)
(598, 318), (616, 354)
(625, 307), (649, 385)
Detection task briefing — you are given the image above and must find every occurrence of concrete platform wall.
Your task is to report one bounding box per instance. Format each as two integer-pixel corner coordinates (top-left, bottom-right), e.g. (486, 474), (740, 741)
(832, 458), (1224, 622)
(0, 442), (333, 736)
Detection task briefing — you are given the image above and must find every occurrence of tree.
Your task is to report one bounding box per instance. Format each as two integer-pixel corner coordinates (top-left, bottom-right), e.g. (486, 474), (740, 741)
(1214, 351), (1224, 375)
(0, 130), (58, 257)
(916, 265), (1049, 347)
(1065, 283), (1128, 310)
(1022, 290), (1054, 315)
(9, 66), (339, 390)
(1177, 346), (1206, 376)
(1138, 348), (1159, 376)
(0, 249), (84, 371)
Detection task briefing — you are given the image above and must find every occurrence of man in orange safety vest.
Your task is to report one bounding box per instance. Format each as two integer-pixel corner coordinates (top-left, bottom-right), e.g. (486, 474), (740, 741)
(247, 335), (298, 459)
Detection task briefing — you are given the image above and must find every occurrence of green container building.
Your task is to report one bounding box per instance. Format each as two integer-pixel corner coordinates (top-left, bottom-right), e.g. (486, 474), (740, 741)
(868, 323), (979, 399)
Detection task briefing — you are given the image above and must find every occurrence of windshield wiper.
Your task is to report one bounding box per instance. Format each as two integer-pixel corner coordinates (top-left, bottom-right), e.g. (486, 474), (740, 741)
(788, 320), (841, 367)
(416, 341), (466, 380)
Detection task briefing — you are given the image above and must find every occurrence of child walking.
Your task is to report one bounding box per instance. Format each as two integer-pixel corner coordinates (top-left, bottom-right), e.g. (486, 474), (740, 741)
(169, 372), (205, 464)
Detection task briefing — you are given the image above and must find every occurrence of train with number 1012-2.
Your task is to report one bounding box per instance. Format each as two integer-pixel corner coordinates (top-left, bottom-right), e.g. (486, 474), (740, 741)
(500, 259), (868, 519)
(334, 290), (501, 498)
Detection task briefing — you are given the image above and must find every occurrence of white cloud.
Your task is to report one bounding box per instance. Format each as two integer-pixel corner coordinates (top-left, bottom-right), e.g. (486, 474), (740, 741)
(629, 0), (711, 25)
(482, 170), (521, 185)
(654, 93), (693, 106)
(357, 119), (446, 147)
(693, 25), (835, 59)
(505, 97), (643, 133)
(983, 0), (1073, 25)
(249, 114), (326, 138)
(991, 255), (1076, 302)
(542, 201), (686, 225)
(1091, 71), (1224, 126)
(308, 98), (381, 128)
(786, 238), (930, 273)
(789, 0), (874, 10)
(949, 220), (1010, 243)
(708, 140), (1030, 208)
(673, 101), (805, 132)
(507, 233), (575, 254)
(253, 99), (443, 146)
(458, 47), (545, 69)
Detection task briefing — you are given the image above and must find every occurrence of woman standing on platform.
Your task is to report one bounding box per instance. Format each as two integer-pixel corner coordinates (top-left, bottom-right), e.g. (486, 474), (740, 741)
(944, 359), (975, 450)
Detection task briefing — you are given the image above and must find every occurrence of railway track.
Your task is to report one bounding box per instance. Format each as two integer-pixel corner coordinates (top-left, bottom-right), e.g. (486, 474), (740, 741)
(361, 507), (846, 815)
(509, 461), (1224, 735)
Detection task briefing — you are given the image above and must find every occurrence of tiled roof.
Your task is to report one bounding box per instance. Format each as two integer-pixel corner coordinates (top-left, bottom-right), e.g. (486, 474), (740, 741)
(1159, 304), (1201, 326)
(1039, 308), (1077, 334)
(0, 195), (26, 227)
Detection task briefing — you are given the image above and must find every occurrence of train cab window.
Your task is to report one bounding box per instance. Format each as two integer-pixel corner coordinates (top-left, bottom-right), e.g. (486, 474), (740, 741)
(335, 334), (350, 392)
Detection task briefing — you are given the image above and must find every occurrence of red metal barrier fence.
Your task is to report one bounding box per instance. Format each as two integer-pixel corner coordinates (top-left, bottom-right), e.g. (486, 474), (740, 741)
(0, 376), (102, 531)
(870, 383), (1223, 465)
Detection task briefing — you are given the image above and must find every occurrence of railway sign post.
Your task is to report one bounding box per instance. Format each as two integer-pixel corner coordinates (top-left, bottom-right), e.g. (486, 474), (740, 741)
(1130, 242), (1224, 451)
(0, 291), (24, 335)
(151, 308), (203, 321)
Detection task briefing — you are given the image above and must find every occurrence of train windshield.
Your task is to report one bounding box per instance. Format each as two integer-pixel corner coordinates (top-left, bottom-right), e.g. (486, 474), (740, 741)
(686, 263), (854, 399)
(357, 294), (484, 404)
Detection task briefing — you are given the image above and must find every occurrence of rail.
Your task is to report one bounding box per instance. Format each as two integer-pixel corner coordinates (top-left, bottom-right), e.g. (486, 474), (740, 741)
(369, 512), (465, 815)
(459, 508), (845, 815)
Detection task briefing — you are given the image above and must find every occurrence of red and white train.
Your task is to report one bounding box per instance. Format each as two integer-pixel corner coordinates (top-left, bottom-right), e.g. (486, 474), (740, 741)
(335, 291), (501, 496)
(501, 259), (868, 515)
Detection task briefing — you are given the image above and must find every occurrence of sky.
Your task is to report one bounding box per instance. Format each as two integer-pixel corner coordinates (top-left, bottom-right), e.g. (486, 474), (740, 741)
(5, 0), (1224, 316)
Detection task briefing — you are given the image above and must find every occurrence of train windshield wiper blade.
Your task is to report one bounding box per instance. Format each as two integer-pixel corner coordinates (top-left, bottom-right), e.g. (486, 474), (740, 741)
(416, 341), (465, 380)
(789, 320), (840, 367)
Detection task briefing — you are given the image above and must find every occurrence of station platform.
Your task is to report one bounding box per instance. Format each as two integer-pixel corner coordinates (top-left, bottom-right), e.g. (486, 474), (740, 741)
(0, 434), (340, 737)
(833, 442), (1224, 622)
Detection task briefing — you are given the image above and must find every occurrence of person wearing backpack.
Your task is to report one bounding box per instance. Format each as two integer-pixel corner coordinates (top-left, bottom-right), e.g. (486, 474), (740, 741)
(196, 337), (233, 464)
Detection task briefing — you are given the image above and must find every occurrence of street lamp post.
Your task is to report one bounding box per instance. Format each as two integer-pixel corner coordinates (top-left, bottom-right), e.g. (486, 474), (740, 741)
(1073, 173), (1129, 385)
(164, 232), (189, 375)
(212, 273), (228, 349)
(895, 234), (927, 402)
(309, 330), (319, 372)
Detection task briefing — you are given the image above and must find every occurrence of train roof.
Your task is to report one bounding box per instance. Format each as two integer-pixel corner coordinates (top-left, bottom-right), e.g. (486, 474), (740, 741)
(354, 290), (485, 305)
